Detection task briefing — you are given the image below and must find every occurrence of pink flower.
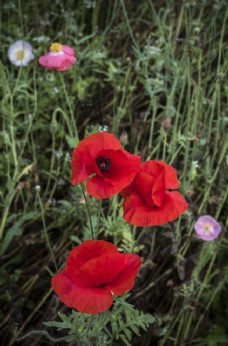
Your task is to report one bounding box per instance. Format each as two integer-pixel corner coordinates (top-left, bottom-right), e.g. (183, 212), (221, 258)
(39, 42), (77, 71)
(194, 215), (221, 241)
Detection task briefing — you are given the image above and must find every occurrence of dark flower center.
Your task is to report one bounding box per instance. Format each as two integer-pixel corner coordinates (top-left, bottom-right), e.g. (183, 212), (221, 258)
(95, 156), (111, 172)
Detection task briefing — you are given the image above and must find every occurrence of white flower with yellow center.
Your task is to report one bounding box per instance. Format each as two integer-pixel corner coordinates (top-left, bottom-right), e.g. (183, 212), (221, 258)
(8, 40), (35, 66)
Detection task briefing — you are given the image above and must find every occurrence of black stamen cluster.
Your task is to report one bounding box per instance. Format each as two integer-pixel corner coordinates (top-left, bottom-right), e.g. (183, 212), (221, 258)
(95, 156), (111, 172)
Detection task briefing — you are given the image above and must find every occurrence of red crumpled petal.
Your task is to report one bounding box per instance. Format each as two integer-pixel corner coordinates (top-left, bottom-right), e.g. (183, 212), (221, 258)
(86, 175), (122, 199)
(136, 161), (166, 206)
(52, 270), (113, 314)
(78, 132), (121, 157)
(141, 160), (162, 177)
(67, 240), (118, 274)
(141, 160), (179, 190)
(151, 169), (165, 207)
(123, 191), (188, 227)
(108, 254), (142, 295)
(157, 161), (180, 189)
(74, 253), (127, 287)
(134, 172), (155, 206)
(71, 149), (94, 185)
(52, 240), (142, 314)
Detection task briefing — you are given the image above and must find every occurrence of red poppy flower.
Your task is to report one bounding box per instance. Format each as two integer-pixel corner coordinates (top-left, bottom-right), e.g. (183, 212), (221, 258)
(71, 132), (141, 199)
(52, 240), (142, 314)
(122, 160), (188, 227)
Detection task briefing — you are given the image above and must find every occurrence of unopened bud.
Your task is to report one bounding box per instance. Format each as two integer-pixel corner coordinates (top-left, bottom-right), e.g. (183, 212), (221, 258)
(162, 117), (172, 130)
(119, 131), (129, 145)
(35, 185), (41, 192)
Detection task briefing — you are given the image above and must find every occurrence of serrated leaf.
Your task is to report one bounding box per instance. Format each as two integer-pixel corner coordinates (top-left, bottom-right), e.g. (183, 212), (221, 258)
(130, 325), (140, 336)
(120, 333), (132, 346)
(43, 320), (71, 329)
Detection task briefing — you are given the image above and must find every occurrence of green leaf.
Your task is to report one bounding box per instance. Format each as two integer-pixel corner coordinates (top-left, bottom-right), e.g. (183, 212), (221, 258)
(130, 325), (140, 336)
(66, 135), (78, 148)
(120, 333), (132, 346)
(0, 211), (36, 255)
(43, 320), (72, 330)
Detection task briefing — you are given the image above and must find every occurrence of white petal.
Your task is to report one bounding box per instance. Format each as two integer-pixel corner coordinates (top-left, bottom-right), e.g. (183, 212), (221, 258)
(8, 40), (34, 66)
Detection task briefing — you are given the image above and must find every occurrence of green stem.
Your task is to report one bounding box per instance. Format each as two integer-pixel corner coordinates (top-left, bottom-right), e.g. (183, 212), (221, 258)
(37, 191), (58, 272)
(15, 330), (67, 343)
(119, 0), (138, 48)
(80, 185), (95, 240)
(59, 73), (78, 142)
(96, 200), (102, 234)
(181, 243), (219, 342)
(0, 190), (16, 239)
(10, 95), (18, 171)
(191, 281), (223, 339)
(130, 227), (148, 253)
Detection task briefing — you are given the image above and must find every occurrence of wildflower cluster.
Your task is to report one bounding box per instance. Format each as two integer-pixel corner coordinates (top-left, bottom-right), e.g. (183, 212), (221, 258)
(51, 132), (188, 314)
(71, 132), (188, 227)
(52, 131), (222, 315)
(6, 39), (222, 323)
(7, 40), (76, 71)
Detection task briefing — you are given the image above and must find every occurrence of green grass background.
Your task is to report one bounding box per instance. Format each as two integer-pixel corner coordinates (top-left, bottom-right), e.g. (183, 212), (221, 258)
(0, 0), (228, 345)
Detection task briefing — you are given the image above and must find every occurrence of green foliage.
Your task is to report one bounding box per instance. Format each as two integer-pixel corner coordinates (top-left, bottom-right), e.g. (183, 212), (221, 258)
(43, 294), (155, 346)
(111, 295), (155, 346)
(1, 1), (228, 345)
(44, 311), (109, 345)
(0, 211), (36, 255)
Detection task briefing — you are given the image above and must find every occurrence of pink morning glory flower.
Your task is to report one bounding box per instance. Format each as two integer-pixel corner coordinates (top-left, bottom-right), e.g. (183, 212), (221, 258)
(194, 215), (221, 241)
(39, 42), (77, 71)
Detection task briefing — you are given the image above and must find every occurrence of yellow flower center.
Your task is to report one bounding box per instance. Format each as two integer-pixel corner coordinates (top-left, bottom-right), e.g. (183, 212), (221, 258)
(204, 223), (212, 233)
(50, 42), (62, 53)
(16, 49), (25, 60)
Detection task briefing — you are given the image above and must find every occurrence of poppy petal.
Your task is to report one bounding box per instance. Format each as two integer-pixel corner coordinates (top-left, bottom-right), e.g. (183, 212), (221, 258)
(77, 132), (121, 158)
(141, 160), (179, 190)
(71, 133), (121, 185)
(67, 240), (118, 273)
(123, 193), (155, 227)
(157, 161), (180, 189)
(86, 172), (137, 199)
(52, 240), (142, 314)
(52, 270), (113, 314)
(141, 160), (163, 177)
(93, 149), (140, 185)
(134, 172), (155, 206)
(123, 191), (188, 227)
(108, 254), (142, 295)
(74, 253), (127, 287)
(71, 149), (94, 184)
(151, 169), (165, 207)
